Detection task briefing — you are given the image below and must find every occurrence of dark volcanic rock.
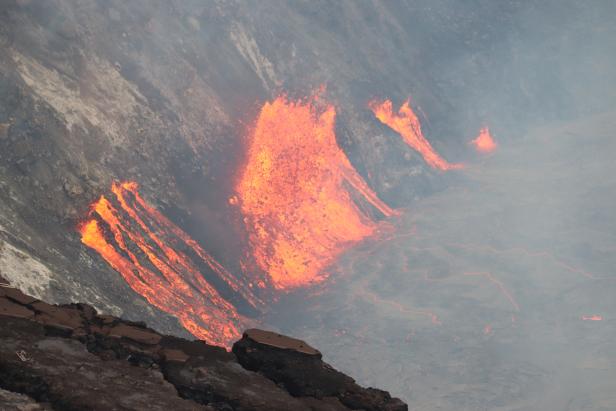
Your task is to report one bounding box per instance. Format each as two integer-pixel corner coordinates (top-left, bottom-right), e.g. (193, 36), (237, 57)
(0, 387), (53, 411)
(163, 356), (310, 411)
(0, 317), (206, 411)
(0, 282), (407, 410)
(233, 329), (407, 411)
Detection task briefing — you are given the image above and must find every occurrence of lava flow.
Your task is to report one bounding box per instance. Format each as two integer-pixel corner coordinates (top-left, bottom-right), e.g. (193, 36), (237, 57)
(370, 99), (463, 171)
(80, 181), (258, 347)
(236, 95), (395, 290)
(471, 127), (497, 153)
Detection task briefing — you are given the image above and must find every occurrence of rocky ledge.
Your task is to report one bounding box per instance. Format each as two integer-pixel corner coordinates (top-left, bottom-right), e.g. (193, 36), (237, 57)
(0, 277), (406, 411)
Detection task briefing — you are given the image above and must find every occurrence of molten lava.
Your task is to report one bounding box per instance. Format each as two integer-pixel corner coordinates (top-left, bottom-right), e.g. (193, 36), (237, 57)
(236, 95), (394, 290)
(80, 181), (258, 347)
(581, 315), (603, 321)
(369, 99), (463, 171)
(471, 127), (497, 153)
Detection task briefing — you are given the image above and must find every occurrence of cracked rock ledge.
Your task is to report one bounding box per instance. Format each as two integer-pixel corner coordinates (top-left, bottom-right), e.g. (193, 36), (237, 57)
(0, 276), (407, 411)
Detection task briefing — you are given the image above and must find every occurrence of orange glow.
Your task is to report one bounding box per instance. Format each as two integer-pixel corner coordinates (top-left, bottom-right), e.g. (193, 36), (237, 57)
(471, 127), (497, 153)
(236, 95), (394, 290)
(80, 182), (259, 347)
(370, 99), (463, 171)
(463, 271), (520, 312)
(581, 315), (603, 321)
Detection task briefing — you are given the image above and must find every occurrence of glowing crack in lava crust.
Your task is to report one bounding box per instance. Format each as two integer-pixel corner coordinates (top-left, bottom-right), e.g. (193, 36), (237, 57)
(80, 182), (258, 347)
(471, 127), (497, 153)
(370, 99), (463, 171)
(236, 95), (395, 290)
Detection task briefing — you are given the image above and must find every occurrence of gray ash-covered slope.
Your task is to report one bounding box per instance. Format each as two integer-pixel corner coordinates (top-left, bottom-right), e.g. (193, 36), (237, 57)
(0, 279), (406, 411)
(1, 0), (614, 334)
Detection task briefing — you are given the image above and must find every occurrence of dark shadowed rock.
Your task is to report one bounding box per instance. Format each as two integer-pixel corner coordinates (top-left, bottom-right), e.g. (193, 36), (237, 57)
(0, 317), (206, 411)
(0, 298), (34, 319)
(0, 285), (407, 410)
(163, 357), (311, 411)
(233, 330), (408, 411)
(1, 286), (37, 306)
(0, 388), (53, 411)
(108, 323), (163, 345)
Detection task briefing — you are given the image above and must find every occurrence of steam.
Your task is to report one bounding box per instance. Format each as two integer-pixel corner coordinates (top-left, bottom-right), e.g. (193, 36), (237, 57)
(5, 0), (615, 408)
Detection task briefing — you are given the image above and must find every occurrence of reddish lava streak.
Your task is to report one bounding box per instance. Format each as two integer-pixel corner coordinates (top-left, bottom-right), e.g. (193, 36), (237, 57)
(581, 315), (603, 321)
(463, 271), (520, 312)
(80, 181), (258, 348)
(236, 95), (395, 290)
(471, 127), (497, 153)
(369, 99), (463, 171)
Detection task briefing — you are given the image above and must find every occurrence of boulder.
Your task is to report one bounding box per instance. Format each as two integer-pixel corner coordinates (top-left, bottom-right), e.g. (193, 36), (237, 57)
(233, 329), (408, 411)
(0, 287), (407, 410)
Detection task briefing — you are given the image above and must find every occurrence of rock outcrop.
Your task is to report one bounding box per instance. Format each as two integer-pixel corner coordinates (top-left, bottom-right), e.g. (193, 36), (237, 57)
(0, 277), (407, 411)
(234, 329), (407, 411)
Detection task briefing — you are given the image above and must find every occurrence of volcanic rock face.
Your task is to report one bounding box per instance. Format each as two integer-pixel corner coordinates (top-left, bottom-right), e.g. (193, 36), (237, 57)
(2, 1), (611, 337)
(0, 388), (53, 411)
(234, 329), (406, 411)
(0, 280), (407, 411)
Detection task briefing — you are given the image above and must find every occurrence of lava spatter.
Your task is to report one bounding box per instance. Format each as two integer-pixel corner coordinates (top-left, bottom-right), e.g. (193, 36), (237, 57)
(370, 99), (463, 171)
(236, 95), (394, 290)
(471, 127), (497, 153)
(80, 181), (257, 348)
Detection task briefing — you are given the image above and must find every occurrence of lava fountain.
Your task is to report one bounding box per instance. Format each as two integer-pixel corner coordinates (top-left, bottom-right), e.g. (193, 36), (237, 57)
(470, 127), (497, 153)
(80, 181), (260, 347)
(370, 99), (463, 171)
(235, 95), (395, 290)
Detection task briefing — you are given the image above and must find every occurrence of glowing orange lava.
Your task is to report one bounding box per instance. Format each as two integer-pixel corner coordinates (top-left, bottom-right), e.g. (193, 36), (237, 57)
(369, 99), (463, 171)
(471, 127), (497, 153)
(236, 95), (394, 290)
(80, 181), (258, 347)
(581, 315), (603, 321)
